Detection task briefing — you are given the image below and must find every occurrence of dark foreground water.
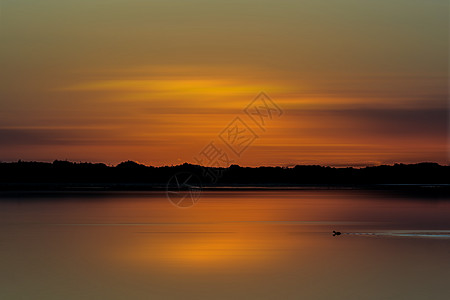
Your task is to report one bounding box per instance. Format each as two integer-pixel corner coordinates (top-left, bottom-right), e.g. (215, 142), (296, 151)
(0, 190), (449, 299)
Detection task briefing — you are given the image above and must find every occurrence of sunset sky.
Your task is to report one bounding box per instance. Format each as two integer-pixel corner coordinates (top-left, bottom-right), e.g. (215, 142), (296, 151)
(0, 0), (448, 167)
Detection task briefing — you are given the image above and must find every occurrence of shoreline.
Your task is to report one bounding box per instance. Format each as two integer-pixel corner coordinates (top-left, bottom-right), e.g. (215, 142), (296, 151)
(1, 183), (450, 192)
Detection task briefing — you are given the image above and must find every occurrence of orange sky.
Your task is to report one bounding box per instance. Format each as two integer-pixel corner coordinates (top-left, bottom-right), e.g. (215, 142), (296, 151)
(0, 1), (448, 166)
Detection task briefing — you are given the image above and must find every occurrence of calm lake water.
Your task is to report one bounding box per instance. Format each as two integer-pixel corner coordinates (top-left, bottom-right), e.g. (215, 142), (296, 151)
(0, 190), (449, 299)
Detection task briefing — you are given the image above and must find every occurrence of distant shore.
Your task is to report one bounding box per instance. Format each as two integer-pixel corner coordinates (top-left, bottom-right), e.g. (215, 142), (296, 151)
(1, 161), (449, 194)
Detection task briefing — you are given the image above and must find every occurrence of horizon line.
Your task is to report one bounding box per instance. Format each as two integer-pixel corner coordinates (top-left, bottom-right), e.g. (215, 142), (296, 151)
(1, 159), (448, 169)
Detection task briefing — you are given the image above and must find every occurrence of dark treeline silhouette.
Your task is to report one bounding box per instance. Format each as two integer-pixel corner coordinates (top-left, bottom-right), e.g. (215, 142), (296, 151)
(0, 160), (449, 190)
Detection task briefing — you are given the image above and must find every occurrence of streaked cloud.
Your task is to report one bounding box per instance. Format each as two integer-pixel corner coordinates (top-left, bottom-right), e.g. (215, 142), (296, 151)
(0, 0), (447, 165)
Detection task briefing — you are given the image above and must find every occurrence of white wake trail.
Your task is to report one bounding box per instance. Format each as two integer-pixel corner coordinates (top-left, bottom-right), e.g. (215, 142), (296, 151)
(342, 230), (450, 239)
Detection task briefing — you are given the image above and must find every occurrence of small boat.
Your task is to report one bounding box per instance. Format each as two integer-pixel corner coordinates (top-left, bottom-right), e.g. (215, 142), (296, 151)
(333, 230), (341, 236)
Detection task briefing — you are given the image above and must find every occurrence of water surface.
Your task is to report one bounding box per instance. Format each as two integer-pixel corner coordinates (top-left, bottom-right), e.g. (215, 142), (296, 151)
(0, 190), (449, 299)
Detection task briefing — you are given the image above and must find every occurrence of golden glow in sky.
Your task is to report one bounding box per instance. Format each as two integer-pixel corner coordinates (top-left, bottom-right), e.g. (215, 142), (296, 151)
(0, 0), (448, 166)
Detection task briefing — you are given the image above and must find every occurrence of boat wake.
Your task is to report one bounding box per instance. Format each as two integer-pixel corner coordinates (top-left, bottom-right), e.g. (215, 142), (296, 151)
(341, 230), (450, 239)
